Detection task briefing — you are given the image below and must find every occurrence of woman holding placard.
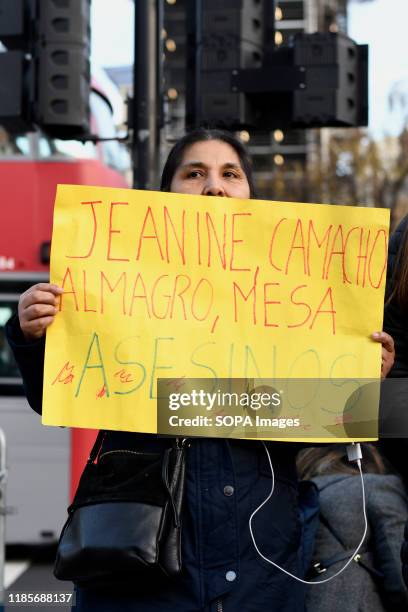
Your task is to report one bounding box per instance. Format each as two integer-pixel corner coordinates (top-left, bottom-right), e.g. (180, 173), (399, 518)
(6, 129), (395, 611)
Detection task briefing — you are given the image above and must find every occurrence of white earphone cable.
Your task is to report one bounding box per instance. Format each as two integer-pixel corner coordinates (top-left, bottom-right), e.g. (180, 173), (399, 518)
(249, 441), (368, 585)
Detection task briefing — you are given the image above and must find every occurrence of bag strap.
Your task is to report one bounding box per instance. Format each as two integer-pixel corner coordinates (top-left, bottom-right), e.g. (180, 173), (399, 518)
(354, 554), (384, 581)
(87, 433), (186, 465)
(161, 438), (189, 528)
(87, 430), (107, 464)
(162, 448), (179, 528)
(312, 513), (384, 583)
(310, 551), (384, 581)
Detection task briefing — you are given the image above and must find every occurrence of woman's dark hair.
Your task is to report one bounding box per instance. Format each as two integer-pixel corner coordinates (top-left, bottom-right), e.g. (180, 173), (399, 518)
(160, 128), (256, 198)
(297, 443), (391, 481)
(387, 221), (408, 309)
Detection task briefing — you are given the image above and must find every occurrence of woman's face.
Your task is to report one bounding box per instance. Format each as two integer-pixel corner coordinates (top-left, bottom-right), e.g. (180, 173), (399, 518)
(169, 139), (251, 199)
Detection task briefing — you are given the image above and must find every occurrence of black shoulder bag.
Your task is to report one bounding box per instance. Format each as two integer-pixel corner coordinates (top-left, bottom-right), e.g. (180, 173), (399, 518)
(54, 432), (187, 588)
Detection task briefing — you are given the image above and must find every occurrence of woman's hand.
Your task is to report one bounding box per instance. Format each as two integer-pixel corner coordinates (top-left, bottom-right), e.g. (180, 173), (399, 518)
(371, 331), (395, 379)
(18, 283), (63, 342)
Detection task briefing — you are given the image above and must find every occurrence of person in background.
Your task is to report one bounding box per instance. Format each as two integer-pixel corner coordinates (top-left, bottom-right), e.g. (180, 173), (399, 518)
(297, 444), (408, 611)
(383, 214), (408, 587)
(384, 214), (408, 378)
(6, 129), (396, 612)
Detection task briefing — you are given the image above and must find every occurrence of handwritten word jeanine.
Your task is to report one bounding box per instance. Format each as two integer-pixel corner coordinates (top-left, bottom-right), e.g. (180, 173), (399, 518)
(65, 200), (387, 287)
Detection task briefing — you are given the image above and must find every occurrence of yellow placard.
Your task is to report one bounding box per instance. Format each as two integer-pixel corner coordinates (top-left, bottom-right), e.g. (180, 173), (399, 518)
(43, 184), (389, 441)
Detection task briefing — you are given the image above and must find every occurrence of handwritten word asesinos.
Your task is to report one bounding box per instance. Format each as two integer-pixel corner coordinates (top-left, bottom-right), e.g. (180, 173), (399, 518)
(67, 333), (356, 400)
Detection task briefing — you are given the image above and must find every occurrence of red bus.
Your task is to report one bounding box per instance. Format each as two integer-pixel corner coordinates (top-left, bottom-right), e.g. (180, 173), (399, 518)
(0, 85), (130, 545)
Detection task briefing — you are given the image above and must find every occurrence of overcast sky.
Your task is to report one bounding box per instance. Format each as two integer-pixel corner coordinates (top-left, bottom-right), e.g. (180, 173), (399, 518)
(90, 0), (408, 138)
(348, 0), (408, 136)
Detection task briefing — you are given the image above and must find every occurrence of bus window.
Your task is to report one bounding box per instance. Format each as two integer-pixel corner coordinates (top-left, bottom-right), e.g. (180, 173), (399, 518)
(34, 91), (130, 173)
(0, 128), (30, 157)
(0, 88), (129, 173)
(0, 302), (21, 381)
(90, 92), (130, 173)
(90, 91), (116, 140)
(15, 135), (31, 156)
(44, 136), (98, 160)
